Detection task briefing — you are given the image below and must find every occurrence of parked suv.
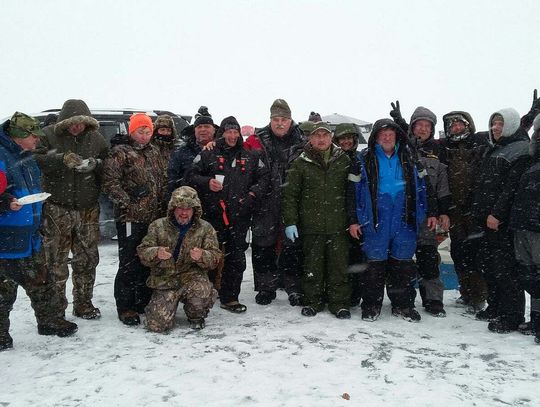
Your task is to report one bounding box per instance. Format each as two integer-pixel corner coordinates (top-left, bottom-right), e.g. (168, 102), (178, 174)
(31, 108), (192, 238)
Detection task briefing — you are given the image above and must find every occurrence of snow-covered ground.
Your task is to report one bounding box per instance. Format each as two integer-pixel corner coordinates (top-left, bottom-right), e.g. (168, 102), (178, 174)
(2, 242), (539, 407)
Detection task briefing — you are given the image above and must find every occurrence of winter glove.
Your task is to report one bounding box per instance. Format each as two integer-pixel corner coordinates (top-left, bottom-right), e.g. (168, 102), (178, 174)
(520, 89), (540, 131)
(74, 158), (99, 173)
(63, 152), (84, 169)
(285, 225), (299, 242)
(530, 89), (540, 114)
(389, 100), (403, 122)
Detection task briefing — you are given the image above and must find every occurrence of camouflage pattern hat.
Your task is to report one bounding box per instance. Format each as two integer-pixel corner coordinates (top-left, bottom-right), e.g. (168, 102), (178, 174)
(334, 123), (359, 139)
(8, 112), (45, 138)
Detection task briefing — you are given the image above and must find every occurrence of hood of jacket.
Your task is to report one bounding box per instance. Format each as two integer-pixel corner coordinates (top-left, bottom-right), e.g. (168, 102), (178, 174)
(368, 118), (408, 150)
(54, 99), (99, 136)
(488, 107), (521, 145)
(167, 186), (203, 221)
(442, 111), (476, 141)
(409, 106), (437, 143)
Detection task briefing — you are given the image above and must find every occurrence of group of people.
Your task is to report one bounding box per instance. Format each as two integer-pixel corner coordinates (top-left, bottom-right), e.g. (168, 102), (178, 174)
(1, 92), (540, 351)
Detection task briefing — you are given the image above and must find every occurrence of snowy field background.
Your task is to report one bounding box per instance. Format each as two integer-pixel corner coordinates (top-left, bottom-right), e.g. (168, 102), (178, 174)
(2, 242), (539, 407)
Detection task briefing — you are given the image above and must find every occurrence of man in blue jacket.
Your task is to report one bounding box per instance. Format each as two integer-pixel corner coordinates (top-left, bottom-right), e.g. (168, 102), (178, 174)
(352, 119), (436, 322)
(0, 112), (77, 351)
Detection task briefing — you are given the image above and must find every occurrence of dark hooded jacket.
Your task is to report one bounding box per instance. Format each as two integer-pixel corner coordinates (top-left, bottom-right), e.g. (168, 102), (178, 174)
(356, 119), (429, 233)
(438, 111), (489, 240)
(186, 119), (269, 247)
(509, 114), (540, 232)
(250, 122), (304, 245)
(471, 108), (530, 226)
(34, 99), (109, 210)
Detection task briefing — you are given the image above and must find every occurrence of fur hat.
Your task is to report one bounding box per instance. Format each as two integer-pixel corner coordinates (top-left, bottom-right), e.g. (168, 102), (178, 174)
(270, 99), (291, 119)
(128, 113), (154, 134)
(154, 114), (177, 136)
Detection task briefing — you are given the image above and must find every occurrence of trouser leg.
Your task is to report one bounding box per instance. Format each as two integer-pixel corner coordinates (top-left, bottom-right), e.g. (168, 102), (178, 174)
(279, 239), (304, 296)
(71, 205), (100, 308)
(251, 243), (278, 292)
(302, 235), (326, 312)
(451, 238), (487, 304)
(416, 244), (444, 304)
(219, 244), (246, 304)
(114, 222), (150, 314)
(361, 260), (387, 311)
(0, 277), (17, 337)
(325, 233), (351, 314)
(145, 289), (181, 333)
(386, 258), (417, 309)
(181, 274), (218, 320)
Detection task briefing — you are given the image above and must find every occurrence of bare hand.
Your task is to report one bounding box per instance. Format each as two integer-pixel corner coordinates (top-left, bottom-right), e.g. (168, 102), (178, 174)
(209, 179), (223, 192)
(438, 215), (450, 231)
(486, 214), (500, 231)
(426, 217), (438, 231)
(202, 141), (216, 151)
(10, 199), (22, 211)
(157, 247), (172, 260)
(349, 224), (362, 239)
(190, 247), (203, 261)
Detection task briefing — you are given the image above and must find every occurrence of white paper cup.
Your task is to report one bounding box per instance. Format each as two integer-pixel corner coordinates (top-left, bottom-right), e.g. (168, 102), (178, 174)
(215, 175), (225, 184)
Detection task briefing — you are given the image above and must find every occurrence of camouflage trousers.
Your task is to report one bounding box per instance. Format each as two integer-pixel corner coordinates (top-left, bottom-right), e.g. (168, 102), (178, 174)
(42, 203), (100, 312)
(0, 250), (64, 335)
(145, 274), (217, 333)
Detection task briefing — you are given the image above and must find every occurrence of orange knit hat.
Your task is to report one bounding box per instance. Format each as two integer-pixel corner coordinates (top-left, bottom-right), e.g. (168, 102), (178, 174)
(128, 113), (154, 134)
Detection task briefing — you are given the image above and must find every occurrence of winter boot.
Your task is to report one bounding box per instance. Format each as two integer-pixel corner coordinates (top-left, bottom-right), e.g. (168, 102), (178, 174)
(455, 296), (469, 306)
(335, 309), (351, 319)
(518, 321), (535, 336)
(220, 301), (247, 313)
(424, 300), (447, 318)
(361, 306), (381, 322)
(466, 300), (486, 315)
(0, 333), (13, 351)
(255, 291), (276, 305)
(37, 318), (78, 337)
(475, 306), (498, 322)
(189, 318), (205, 330)
(73, 302), (101, 320)
(288, 292), (304, 307)
(301, 306), (317, 317)
(392, 307), (421, 322)
(118, 310), (141, 326)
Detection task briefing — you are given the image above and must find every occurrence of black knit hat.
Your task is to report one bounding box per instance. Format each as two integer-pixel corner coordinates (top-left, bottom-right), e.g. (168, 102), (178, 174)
(219, 116), (241, 134)
(193, 106), (214, 127)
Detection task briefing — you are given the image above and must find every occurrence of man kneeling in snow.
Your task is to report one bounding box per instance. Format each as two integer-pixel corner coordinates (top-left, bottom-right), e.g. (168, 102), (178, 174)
(137, 186), (222, 331)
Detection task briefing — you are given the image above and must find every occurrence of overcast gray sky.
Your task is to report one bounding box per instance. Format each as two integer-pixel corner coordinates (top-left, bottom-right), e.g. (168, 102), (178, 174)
(1, 0), (539, 133)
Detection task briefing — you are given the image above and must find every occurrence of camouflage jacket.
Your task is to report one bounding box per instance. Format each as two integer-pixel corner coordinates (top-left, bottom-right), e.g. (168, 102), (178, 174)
(102, 141), (163, 224)
(137, 215), (222, 290)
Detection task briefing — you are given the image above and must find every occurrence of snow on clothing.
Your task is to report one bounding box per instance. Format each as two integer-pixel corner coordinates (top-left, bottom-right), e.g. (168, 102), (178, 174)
(354, 119), (428, 313)
(249, 123), (306, 297)
(137, 186), (221, 331)
(439, 111), (489, 307)
(103, 138), (163, 315)
(282, 142), (352, 313)
(186, 132), (269, 304)
(471, 108), (530, 327)
(0, 122), (43, 259)
(510, 114), (540, 339)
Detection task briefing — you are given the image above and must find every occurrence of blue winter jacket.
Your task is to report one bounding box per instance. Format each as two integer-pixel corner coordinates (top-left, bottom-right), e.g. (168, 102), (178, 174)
(0, 122), (43, 259)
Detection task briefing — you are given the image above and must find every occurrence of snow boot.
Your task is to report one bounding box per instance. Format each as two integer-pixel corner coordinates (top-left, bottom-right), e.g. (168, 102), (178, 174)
(361, 306), (381, 322)
(37, 318), (78, 337)
(455, 296), (469, 306)
(518, 321), (535, 336)
(220, 301), (247, 313)
(255, 291), (276, 305)
(73, 302), (101, 320)
(118, 310), (141, 326)
(288, 292), (304, 307)
(392, 307), (421, 322)
(475, 306), (497, 322)
(0, 333), (13, 351)
(466, 301), (486, 315)
(189, 318), (205, 330)
(424, 300), (447, 318)
(335, 309), (351, 319)
(301, 306), (317, 317)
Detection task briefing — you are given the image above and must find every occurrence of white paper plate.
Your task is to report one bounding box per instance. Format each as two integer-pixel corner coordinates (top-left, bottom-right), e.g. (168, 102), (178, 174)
(16, 192), (52, 205)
